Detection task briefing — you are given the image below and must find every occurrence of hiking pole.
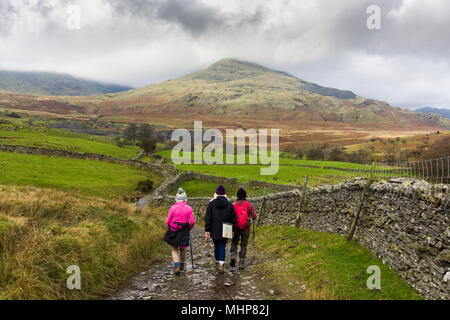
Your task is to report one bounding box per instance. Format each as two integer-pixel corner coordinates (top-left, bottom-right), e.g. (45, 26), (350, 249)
(252, 219), (255, 249)
(189, 230), (195, 270)
(252, 219), (256, 261)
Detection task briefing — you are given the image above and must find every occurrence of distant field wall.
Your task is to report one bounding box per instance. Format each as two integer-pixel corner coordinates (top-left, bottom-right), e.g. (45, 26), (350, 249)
(152, 179), (449, 300)
(152, 171), (295, 198)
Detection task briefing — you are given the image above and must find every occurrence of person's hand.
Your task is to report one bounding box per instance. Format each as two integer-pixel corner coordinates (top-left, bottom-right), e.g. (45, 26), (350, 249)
(205, 232), (210, 238)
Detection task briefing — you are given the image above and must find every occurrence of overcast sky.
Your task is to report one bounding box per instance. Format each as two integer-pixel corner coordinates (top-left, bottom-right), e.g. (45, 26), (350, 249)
(1, 0), (450, 109)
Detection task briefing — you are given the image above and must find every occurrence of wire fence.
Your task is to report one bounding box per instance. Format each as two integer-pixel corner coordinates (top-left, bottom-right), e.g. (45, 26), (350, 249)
(326, 156), (450, 211)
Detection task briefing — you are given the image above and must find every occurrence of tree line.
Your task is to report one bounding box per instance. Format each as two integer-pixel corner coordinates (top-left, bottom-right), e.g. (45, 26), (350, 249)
(283, 143), (374, 164)
(283, 134), (450, 165)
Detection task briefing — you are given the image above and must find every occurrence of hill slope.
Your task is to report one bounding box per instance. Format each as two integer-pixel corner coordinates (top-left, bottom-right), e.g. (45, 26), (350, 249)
(94, 58), (449, 127)
(0, 70), (132, 96)
(416, 107), (450, 119)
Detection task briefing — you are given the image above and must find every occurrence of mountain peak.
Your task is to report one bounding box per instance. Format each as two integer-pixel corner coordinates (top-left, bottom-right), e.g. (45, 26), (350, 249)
(186, 58), (288, 83)
(211, 58), (268, 69)
(184, 58), (357, 100)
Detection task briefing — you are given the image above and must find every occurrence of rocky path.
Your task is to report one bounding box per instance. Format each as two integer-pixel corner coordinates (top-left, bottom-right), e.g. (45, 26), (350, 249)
(135, 192), (156, 209)
(134, 166), (173, 209)
(110, 226), (268, 300)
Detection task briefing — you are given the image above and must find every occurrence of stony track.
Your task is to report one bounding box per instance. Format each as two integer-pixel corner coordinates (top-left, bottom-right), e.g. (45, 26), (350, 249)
(110, 226), (267, 300)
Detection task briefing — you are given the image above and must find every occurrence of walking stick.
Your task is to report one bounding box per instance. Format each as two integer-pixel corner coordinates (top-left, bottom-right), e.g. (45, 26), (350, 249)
(189, 230), (195, 270)
(252, 219), (256, 261)
(252, 219), (255, 249)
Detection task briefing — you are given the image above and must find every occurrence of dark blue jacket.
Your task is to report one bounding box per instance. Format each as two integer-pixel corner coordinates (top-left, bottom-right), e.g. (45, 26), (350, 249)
(205, 196), (237, 239)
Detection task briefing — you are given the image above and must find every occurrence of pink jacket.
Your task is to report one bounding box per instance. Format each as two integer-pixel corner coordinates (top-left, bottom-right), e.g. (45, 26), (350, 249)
(166, 202), (195, 230)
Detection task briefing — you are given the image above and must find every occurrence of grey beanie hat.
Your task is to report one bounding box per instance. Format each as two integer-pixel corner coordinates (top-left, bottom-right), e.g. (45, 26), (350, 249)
(175, 187), (187, 202)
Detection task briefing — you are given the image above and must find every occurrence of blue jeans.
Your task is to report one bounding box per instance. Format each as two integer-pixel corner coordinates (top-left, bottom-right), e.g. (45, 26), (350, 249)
(213, 239), (228, 262)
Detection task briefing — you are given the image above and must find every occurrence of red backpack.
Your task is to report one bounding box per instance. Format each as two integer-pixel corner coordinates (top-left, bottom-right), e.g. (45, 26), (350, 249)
(234, 201), (250, 230)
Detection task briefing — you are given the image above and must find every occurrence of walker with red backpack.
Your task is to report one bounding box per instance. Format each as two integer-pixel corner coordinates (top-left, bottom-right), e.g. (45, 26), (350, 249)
(234, 200), (252, 230)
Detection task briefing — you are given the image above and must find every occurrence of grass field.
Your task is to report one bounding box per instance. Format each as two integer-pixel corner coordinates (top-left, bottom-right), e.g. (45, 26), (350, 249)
(0, 152), (162, 199)
(157, 149), (370, 187)
(0, 186), (167, 299)
(175, 163), (362, 187)
(0, 126), (141, 159)
(169, 180), (283, 198)
(255, 225), (422, 300)
(157, 149), (368, 167)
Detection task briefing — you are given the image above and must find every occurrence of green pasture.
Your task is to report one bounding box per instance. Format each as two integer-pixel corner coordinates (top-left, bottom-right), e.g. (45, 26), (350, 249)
(0, 152), (162, 198)
(0, 126), (140, 159)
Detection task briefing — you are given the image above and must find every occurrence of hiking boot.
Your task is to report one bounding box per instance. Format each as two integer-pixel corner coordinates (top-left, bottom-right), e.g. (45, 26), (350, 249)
(180, 262), (185, 271)
(218, 263), (225, 274)
(230, 253), (237, 267)
(174, 262), (181, 275)
(238, 260), (245, 270)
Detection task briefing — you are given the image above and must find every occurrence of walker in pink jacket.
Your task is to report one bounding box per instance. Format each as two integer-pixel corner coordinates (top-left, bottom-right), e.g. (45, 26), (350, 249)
(166, 201), (195, 248)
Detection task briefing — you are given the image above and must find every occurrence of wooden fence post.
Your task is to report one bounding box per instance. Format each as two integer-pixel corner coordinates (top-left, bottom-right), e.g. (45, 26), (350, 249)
(257, 188), (267, 226)
(295, 175), (309, 228)
(347, 162), (375, 241)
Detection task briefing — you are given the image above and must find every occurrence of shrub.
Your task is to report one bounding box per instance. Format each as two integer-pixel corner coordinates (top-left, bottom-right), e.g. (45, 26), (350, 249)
(140, 137), (157, 154)
(136, 179), (154, 193)
(283, 146), (296, 158)
(304, 143), (327, 160)
(137, 124), (154, 141)
(122, 123), (138, 141)
(6, 112), (21, 118)
(325, 146), (348, 162)
(347, 149), (373, 164)
(295, 147), (304, 160)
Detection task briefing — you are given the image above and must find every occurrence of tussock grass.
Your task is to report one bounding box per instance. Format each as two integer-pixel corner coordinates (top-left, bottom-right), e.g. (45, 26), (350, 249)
(0, 185), (167, 300)
(254, 225), (422, 300)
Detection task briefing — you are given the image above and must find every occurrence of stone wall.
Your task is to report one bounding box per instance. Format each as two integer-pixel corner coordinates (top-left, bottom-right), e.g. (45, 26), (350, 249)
(296, 180), (449, 300)
(152, 172), (238, 198)
(153, 171), (296, 198)
(248, 179), (297, 192)
(151, 179), (449, 300)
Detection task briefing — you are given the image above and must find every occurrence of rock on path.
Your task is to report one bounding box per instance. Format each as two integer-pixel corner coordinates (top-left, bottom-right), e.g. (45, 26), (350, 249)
(110, 226), (267, 300)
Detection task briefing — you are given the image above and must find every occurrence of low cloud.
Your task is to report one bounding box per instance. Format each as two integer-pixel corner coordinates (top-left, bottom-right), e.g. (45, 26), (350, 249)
(0, 1), (16, 35)
(108, 0), (265, 36)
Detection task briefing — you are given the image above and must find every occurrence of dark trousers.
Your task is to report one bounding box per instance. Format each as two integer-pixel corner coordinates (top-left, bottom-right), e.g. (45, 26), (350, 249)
(213, 238), (228, 262)
(230, 229), (250, 259)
